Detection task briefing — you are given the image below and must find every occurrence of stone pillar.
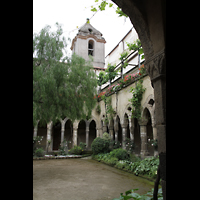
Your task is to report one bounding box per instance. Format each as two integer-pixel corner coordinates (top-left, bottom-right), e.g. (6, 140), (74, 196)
(139, 119), (148, 158)
(128, 116), (134, 141)
(86, 121), (90, 149)
(33, 120), (39, 137)
(140, 125), (148, 157)
(96, 128), (101, 138)
(73, 128), (77, 147)
(108, 126), (114, 141)
(102, 125), (107, 134)
(145, 48), (166, 198)
(114, 120), (118, 142)
(46, 121), (53, 152)
(152, 122), (158, 157)
(100, 128), (103, 138)
(61, 121), (65, 147)
(33, 126), (38, 137)
(121, 124), (127, 150)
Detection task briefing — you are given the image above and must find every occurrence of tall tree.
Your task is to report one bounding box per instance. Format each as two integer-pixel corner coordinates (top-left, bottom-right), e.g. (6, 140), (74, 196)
(33, 23), (97, 126)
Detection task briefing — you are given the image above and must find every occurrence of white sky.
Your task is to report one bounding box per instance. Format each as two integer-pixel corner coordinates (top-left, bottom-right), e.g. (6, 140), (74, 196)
(33, 0), (133, 57)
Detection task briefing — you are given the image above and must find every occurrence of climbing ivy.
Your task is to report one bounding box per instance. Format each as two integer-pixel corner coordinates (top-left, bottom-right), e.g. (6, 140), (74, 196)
(129, 79), (146, 119)
(102, 95), (115, 124)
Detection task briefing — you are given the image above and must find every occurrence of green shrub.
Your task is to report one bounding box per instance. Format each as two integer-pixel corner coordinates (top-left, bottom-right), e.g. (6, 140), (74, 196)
(110, 140), (121, 149)
(79, 142), (86, 150)
(134, 156), (159, 178)
(91, 137), (110, 155)
(107, 157), (118, 166)
(110, 148), (129, 160)
(68, 145), (83, 155)
(102, 132), (110, 141)
(35, 148), (44, 157)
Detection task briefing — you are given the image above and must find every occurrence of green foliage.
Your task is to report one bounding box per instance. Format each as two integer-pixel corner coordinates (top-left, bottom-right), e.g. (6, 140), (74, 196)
(102, 132), (111, 141)
(58, 139), (68, 155)
(112, 188), (163, 200)
(79, 142), (87, 150)
(149, 139), (158, 151)
(92, 152), (159, 179)
(119, 51), (129, 69)
(110, 140), (122, 149)
(127, 39), (141, 51)
(105, 63), (118, 85)
(91, 137), (110, 155)
(68, 145), (83, 155)
(129, 80), (146, 119)
(116, 7), (128, 17)
(97, 71), (106, 87)
(33, 136), (44, 156)
(34, 148), (44, 157)
(134, 157), (159, 178)
(33, 23), (97, 126)
(110, 148), (130, 161)
(96, 104), (101, 114)
(102, 95), (115, 124)
(127, 39), (145, 60)
(125, 138), (135, 153)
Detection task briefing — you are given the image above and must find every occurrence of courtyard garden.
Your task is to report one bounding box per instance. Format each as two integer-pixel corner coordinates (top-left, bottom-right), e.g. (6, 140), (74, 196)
(33, 133), (162, 199)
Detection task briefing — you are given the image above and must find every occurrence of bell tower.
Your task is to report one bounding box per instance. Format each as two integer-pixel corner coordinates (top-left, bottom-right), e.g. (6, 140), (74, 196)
(70, 19), (106, 68)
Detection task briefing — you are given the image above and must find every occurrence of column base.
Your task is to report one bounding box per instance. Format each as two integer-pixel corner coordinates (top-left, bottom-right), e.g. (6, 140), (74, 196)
(140, 150), (149, 158)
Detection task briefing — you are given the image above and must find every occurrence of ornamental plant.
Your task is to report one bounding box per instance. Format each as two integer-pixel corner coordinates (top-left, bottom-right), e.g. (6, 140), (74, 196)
(68, 145), (83, 155)
(91, 137), (110, 155)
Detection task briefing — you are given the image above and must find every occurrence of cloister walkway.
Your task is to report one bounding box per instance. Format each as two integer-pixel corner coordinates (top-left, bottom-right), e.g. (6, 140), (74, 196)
(33, 158), (153, 200)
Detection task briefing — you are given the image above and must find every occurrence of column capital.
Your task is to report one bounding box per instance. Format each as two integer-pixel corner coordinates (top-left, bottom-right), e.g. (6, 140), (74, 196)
(144, 48), (166, 83)
(138, 118), (148, 126)
(121, 124), (128, 128)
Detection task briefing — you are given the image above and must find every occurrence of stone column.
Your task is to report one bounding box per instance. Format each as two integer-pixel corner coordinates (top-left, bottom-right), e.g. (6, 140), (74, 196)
(152, 122), (158, 157)
(121, 124), (127, 150)
(128, 116), (134, 141)
(61, 121), (65, 147)
(73, 128), (77, 147)
(108, 126), (114, 141)
(46, 121), (53, 152)
(33, 126), (38, 137)
(97, 127), (102, 138)
(102, 125), (107, 134)
(139, 119), (148, 158)
(33, 120), (39, 137)
(114, 120), (118, 142)
(86, 121), (90, 149)
(140, 125), (148, 157)
(145, 48), (166, 198)
(96, 128), (100, 137)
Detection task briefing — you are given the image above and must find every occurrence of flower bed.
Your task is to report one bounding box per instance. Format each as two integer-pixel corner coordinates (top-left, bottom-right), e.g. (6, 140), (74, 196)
(92, 150), (159, 181)
(95, 65), (146, 100)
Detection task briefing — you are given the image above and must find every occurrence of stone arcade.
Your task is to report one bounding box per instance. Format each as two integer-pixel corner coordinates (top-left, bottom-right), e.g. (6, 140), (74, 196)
(33, 19), (158, 158)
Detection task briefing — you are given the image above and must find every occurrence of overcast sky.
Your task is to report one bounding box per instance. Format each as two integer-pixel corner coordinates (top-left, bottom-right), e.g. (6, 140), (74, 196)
(33, 0), (133, 57)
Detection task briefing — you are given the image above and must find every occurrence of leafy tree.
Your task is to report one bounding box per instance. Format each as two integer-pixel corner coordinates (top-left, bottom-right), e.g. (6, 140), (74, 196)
(33, 23), (97, 127)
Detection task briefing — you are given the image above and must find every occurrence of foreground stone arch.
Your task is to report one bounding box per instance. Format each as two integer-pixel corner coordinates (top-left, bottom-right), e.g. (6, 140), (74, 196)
(111, 1), (166, 196)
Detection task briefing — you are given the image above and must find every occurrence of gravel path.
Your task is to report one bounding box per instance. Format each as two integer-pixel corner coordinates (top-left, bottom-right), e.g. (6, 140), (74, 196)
(33, 158), (153, 200)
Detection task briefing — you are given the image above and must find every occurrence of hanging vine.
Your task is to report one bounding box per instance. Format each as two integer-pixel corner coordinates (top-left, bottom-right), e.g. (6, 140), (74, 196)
(129, 79), (146, 119)
(101, 95), (115, 124)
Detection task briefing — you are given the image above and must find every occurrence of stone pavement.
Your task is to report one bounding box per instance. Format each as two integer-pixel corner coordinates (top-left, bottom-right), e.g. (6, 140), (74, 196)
(33, 158), (153, 200)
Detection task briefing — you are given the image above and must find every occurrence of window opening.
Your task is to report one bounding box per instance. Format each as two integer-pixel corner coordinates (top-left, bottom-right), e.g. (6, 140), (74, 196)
(88, 40), (94, 56)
